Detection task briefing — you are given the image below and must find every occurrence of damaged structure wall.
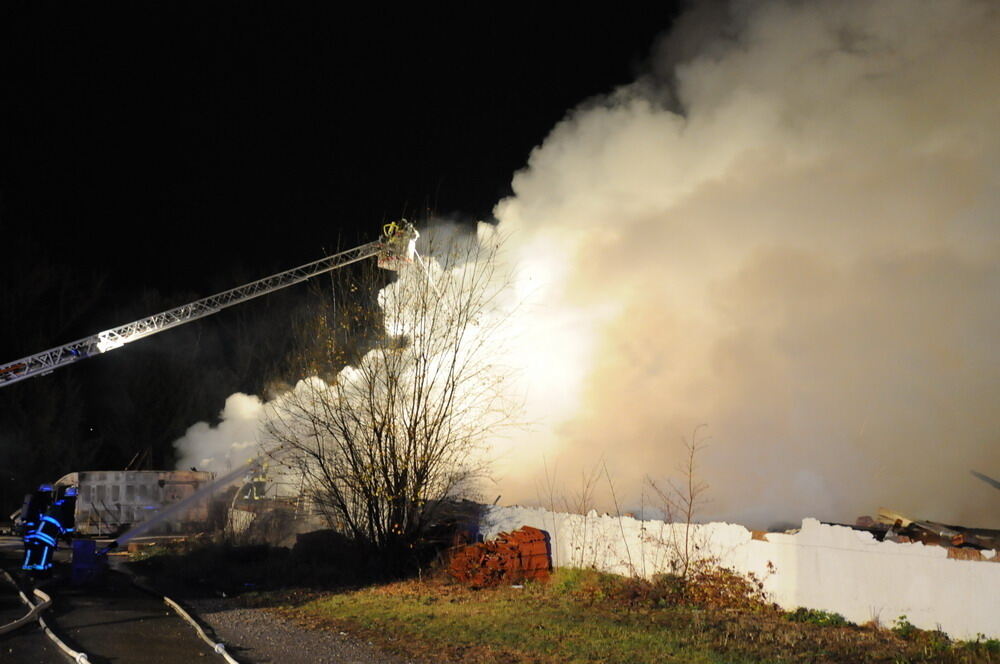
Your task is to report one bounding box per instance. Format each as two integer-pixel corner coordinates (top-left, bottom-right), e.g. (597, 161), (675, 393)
(482, 506), (1000, 640)
(54, 470), (216, 536)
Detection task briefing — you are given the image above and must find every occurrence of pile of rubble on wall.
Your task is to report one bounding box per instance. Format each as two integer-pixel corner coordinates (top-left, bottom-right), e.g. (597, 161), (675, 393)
(448, 525), (552, 587)
(844, 507), (1000, 561)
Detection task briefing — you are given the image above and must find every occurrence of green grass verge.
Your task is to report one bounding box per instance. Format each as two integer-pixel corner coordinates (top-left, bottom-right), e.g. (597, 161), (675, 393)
(278, 568), (1000, 664)
(291, 582), (748, 663)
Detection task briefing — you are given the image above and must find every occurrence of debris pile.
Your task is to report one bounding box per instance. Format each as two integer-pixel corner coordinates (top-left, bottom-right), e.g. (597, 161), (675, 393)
(448, 526), (552, 587)
(847, 507), (1000, 560)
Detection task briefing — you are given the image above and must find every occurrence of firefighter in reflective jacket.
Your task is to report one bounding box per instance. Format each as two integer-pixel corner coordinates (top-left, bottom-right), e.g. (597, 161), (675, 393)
(19, 484), (53, 539)
(22, 486), (77, 572)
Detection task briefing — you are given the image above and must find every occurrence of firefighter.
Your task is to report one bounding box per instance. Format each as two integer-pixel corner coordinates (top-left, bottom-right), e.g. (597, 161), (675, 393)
(378, 219), (419, 269)
(18, 484), (53, 539)
(22, 486), (77, 572)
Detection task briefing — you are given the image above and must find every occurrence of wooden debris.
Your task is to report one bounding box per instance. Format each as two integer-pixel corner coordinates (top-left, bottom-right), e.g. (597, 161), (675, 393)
(947, 548), (985, 562)
(876, 507), (1000, 551)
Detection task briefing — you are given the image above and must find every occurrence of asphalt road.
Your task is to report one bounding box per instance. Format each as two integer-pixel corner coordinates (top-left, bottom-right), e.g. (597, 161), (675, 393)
(1, 537), (418, 664)
(1, 537), (63, 663)
(0, 537), (219, 664)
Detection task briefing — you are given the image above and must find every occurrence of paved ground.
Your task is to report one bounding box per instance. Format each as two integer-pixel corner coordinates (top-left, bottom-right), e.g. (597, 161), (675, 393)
(1, 559), (62, 663)
(44, 568), (220, 663)
(1, 537), (421, 663)
(1, 537), (69, 663)
(1, 538), (221, 663)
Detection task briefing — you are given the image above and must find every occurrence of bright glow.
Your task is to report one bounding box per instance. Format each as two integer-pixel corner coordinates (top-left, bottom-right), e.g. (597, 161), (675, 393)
(97, 331), (126, 353)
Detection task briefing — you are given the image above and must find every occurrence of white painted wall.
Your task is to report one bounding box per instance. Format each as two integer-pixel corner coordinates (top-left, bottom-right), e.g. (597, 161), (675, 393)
(482, 505), (1000, 640)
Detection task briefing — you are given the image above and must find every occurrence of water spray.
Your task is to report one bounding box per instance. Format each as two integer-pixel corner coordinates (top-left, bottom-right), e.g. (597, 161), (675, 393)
(97, 456), (268, 555)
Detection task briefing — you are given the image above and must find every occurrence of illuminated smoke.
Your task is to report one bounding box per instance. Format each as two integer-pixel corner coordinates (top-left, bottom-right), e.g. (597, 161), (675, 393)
(489, 0), (1000, 528)
(173, 392), (264, 472)
(177, 0), (1000, 529)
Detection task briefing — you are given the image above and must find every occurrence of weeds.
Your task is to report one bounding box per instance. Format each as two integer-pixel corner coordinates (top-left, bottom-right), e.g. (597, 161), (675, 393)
(961, 634), (1000, 655)
(285, 569), (1000, 664)
(892, 614), (918, 639)
(683, 565), (773, 612)
(546, 565), (774, 615)
(788, 607), (852, 627)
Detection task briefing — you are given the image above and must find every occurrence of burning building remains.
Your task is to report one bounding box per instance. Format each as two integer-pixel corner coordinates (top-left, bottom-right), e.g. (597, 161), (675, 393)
(224, 462), (326, 545)
(50, 470), (216, 537)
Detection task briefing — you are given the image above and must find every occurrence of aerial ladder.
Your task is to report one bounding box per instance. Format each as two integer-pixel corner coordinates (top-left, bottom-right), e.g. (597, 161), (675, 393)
(0, 222), (420, 388)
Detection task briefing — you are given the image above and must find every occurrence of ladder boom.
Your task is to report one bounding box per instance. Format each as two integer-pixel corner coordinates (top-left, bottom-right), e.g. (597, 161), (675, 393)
(0, 241), (382, 387)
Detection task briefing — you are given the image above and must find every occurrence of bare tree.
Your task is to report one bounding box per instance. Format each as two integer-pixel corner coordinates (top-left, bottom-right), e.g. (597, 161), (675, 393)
(263, 227), (516, 557)
(646, 424), (711, 579)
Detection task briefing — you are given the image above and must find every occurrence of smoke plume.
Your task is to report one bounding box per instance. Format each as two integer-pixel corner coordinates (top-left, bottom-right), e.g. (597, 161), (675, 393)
(173, 393), (264, 472)
(490, 0), (1000, 528)
(176, 0), (1000, 529)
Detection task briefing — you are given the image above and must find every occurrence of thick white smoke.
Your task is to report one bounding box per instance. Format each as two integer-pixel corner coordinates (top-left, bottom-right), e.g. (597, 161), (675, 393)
(490, 0), (1000, 528)
(174, 393), (264, 472)
(177, 0), (1000, 529)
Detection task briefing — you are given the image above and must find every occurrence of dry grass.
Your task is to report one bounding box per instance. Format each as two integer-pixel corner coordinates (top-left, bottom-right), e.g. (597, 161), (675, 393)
(274, 568), (1000, 663)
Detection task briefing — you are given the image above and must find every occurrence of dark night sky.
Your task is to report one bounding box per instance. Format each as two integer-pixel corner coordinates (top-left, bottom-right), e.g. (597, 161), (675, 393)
(2, 4), (682, 297)
(0, 4), (682, 480)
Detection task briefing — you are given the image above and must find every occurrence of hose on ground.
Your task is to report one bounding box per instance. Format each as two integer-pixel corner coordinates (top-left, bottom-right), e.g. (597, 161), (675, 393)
(0, 569), (50, 634)
(163, 596), (240, 664)
(1, 569), (90, 663)
(123, 569), (239, 664)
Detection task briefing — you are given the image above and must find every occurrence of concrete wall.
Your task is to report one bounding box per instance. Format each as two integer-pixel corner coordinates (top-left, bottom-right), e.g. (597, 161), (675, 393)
(482, 505), (1000, 640)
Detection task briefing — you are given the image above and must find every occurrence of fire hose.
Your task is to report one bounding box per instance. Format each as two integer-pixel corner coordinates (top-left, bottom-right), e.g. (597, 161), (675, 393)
(0, 569), (51, 635)
(1, 569), (91, 663)
(123, 570), (240, 664)
(163, 595), (240, 664)
(5, 563), (238, 663)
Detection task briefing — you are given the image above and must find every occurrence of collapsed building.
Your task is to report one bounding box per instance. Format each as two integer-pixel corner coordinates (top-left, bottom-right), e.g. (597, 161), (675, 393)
(50, 470), (217, 536)
(224, 463), (326, 546)
(9, 462), (329, 547)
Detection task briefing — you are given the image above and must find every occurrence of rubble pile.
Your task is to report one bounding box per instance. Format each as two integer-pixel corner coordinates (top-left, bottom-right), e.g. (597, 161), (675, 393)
(848, 507), (1000, 560)
(448, 526), (551, 587)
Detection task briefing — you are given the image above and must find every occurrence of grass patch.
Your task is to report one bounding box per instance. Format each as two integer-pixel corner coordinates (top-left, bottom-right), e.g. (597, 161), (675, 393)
(285, 577), (745, 663)
(278, 568), (1000, 664)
